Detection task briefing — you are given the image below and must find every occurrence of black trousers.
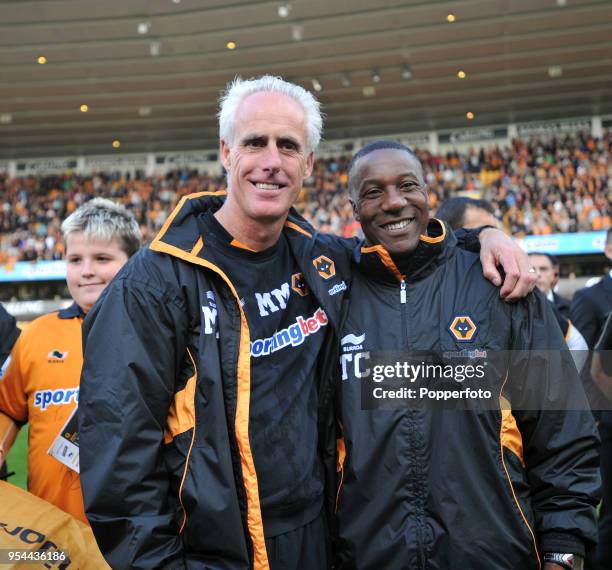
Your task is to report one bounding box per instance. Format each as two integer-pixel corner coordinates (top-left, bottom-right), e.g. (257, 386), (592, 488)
(265, 509), (330, 570)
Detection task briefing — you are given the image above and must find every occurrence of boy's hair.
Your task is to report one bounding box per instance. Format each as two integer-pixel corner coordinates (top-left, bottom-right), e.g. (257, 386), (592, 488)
(61, 198), (141, 257)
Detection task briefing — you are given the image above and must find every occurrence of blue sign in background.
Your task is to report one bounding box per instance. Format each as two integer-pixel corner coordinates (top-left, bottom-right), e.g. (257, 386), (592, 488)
(0, 231), (607, 283)
(0, 260), (66, 282)
(517, 231), (606, 255)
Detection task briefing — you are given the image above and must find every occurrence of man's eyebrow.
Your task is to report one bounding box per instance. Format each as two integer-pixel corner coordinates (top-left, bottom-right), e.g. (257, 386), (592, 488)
(241, 134), (267, 144)
(278, 136), (302, 149)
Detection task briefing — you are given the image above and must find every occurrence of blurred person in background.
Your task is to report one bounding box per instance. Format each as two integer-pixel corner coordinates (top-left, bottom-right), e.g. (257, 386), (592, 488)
(571, 228), (612, 350)
(0, 198), (140, 528)
(549, 255), (572, 318)
(435, 196), (500, 230)
(571, 228), (612, 570)
(528, 252), (588, 365)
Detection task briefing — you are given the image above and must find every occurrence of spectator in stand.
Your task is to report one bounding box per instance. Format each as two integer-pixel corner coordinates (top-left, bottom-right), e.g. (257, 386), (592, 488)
(1, 131), (610, 262)
(0, 198), (140, 528)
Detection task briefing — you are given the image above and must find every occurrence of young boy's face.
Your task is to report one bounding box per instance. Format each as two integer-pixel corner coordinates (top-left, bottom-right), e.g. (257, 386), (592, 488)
(65, 233), (129, 313)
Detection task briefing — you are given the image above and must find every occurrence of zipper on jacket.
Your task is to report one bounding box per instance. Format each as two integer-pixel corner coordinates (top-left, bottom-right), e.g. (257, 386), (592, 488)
(401, 277), (427, 568)
(400, 279), (409, 346)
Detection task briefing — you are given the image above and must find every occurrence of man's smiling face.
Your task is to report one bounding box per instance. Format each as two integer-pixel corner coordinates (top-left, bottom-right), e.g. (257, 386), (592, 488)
(351, 148), (429, 256)
(220, 91), (314, 225)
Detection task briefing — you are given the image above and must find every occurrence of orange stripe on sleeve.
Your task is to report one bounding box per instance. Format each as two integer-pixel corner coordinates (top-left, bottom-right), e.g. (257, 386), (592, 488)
(335, 436), (346, 513)
(498, 381), (541, 568)
(176, 348), (198, 534)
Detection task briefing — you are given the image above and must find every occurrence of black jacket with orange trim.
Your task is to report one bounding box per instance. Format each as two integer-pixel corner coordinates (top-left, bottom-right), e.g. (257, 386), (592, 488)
(78, 193), (355, 570)
(333, 219), (600, 570)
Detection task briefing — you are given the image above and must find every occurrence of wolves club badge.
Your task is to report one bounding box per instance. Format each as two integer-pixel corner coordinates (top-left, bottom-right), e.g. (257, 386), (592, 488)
(313, 255), (335, 280)
(291, 273), (310, 296)
(449, 316), (477, 342)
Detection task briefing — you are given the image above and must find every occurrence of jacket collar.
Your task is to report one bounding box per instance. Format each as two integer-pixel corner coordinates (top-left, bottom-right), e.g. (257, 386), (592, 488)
(150, 191), (315, 261)
(357, 218), (456, 284)
(58, 302), (85, 319)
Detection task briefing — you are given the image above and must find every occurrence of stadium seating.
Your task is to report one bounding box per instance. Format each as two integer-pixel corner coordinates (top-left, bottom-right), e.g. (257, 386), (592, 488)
(1, 131), (610, 262)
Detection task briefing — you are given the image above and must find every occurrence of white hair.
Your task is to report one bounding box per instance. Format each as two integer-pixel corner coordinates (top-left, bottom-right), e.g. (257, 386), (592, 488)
(61, 198), (141, 257)
(218, 75), (323, 154)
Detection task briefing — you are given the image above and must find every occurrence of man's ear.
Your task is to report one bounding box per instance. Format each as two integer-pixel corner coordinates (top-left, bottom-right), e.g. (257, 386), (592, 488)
(304, 151), (314, 179)
(220, 139), (231, 171)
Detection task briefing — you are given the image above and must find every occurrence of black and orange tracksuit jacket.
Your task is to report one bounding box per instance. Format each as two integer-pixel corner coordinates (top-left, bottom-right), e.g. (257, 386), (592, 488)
(333, 220), (600, 570)
(78, 193), (354, 570)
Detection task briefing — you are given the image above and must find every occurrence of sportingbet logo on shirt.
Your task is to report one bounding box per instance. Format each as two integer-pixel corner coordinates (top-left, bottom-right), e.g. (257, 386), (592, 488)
(34, 387), (79, 410)
(251, 308), (328, 357)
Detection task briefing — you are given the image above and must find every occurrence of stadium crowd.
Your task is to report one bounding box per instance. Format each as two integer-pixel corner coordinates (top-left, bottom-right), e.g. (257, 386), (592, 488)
(1, 130), (610, 263)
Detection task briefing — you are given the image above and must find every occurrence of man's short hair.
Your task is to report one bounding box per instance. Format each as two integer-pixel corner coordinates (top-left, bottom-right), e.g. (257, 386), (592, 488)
(61, 198), (141, 257)
(528, 251), (558, 267)
(347, 140), (420, 201)
(435, 197), (495, 230)
(218, 75), (323, 154)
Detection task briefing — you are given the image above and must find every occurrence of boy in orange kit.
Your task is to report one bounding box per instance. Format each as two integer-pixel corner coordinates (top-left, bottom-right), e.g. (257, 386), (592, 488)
(0, 198), (140, 523)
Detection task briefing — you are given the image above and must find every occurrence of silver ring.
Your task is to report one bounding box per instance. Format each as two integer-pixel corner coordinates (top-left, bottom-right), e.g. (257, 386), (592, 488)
(528, 267), (536, 273)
